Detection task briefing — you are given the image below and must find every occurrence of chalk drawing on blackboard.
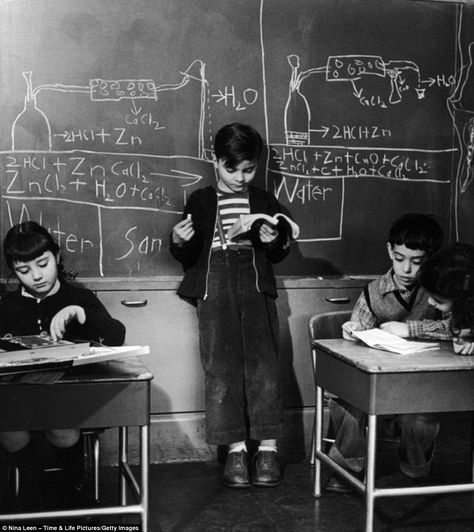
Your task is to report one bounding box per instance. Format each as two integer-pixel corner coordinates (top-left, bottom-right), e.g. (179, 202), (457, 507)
(283, 53), (445, 148)
(10, 60), (208, 158)
(4, 59), (211, 276)
(448, 42), (474, 199)
(271, 48), (458, 243)
(12, 72), (52, 152)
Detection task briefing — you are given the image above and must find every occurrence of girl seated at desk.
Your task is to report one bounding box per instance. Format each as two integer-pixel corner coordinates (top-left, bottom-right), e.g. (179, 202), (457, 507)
(419, 242), (474, 355)
(0, 221), (126, 509)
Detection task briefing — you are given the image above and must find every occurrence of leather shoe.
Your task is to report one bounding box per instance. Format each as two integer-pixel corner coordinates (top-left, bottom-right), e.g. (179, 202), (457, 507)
(223, 451), (250, 488)
(326, 475), (353, 494)
(252, 450), (281, 487)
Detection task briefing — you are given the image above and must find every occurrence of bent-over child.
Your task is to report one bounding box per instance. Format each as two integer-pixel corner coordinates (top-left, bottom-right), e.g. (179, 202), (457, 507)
(170, 123), (294, 488)
(419, 242), (474, 355)
(0, 221), (125, 509)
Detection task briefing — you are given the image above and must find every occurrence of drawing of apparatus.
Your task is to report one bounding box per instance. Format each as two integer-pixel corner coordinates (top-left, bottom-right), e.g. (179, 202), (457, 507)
(284, 53), (425, 146)
(10, 60), (207, 156)
(460, 117), (474, 193)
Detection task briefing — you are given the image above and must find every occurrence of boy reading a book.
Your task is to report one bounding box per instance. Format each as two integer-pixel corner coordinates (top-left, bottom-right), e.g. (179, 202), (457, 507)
(327, 213), (447, 493)
(0, 221), (125, 509)
(170, 123), (296, 488)
(419, 243), (474, 356)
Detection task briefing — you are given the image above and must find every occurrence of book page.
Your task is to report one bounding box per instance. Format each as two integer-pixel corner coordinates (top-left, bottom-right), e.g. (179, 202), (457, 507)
(352, 329), (439, 355)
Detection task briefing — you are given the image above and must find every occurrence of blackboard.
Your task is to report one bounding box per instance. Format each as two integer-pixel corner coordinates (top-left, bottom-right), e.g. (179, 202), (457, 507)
(0, 0), (472, 278)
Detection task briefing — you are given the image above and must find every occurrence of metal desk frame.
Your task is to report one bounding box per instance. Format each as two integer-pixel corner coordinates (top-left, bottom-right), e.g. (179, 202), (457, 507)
(313, 339), (474, 532)
(0, 358), (153, 530)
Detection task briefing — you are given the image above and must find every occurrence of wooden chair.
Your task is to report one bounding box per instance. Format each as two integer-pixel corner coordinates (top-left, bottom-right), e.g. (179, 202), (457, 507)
(308, 310), (352, 466)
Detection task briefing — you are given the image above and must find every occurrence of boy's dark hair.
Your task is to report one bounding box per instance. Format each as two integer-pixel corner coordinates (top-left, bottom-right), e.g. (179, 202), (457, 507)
(418, 243), (474, 330)
(388, 213), (443, 257)
(4, 221), (60, 270)
(418, 243), (474, 301)
(214, 123), (263, 168)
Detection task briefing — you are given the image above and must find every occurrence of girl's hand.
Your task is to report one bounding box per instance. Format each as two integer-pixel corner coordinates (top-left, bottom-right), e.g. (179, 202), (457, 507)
(380, 321), (409, 338)
(172, 217), (194, 247)
(259, 223), (278, 244)
(50, 305), (86, 341)
(453, 337), (474, 355)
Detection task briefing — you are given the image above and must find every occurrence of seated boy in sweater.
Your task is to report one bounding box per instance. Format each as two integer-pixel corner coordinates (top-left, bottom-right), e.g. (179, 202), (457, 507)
(327, 213), (447, 493)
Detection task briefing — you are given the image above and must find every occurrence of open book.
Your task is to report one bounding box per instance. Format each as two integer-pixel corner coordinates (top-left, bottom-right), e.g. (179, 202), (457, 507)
(0, 335), (150, 374)
(227, 213), (300, 241)
(351, 328), (439, 355)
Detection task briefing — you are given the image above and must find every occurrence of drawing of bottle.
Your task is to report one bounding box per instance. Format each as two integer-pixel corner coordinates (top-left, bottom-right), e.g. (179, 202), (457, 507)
(284, 55), (311, 145)
(12, 71), (51, 151)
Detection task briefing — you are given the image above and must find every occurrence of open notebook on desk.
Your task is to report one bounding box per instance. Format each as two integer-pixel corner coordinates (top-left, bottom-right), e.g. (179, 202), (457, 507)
(351, 328), (439, 355)
(0, 335), (149, 374)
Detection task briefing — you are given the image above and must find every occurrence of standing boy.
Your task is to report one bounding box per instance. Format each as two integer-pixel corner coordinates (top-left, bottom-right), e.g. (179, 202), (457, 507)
(328, 213), (447, 493)
(170, 123), (294, 488)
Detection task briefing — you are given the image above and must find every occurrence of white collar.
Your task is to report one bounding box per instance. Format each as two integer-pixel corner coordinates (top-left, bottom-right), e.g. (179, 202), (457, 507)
(21, 279), (61, 301)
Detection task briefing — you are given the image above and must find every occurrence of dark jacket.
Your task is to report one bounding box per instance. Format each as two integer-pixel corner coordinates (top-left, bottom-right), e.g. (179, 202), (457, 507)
(169, 185), (291, 300)
(0, 281), (126, 346)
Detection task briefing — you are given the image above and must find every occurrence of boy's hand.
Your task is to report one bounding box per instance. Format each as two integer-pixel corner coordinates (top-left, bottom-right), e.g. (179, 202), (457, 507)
(172, 216), (194, 247)
(342, 321), (363, 341)
(379, 321), (409, 338)
(259, 223), (278, 244)
(50, 305), (86, 341)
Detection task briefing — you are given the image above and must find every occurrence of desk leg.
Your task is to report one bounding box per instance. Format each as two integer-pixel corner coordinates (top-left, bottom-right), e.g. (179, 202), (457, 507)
(141, 424), (149, 532)
(365, 414), (377, 532)
(313, 384), (324, 497)
(119, 426), (128, 505)
(310, 347), (317, 467)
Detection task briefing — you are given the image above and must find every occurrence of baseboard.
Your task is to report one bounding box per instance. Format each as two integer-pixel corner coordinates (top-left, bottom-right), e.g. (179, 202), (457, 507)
(98, 407), (329, 466)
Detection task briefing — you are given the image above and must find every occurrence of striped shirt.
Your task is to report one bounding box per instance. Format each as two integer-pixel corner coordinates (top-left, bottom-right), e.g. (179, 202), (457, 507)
(212, 191), (251, 249)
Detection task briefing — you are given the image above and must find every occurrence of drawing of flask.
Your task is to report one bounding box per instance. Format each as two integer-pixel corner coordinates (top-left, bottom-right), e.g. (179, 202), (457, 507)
(284, 55), (311, 145)
(12, 71), (51, 151)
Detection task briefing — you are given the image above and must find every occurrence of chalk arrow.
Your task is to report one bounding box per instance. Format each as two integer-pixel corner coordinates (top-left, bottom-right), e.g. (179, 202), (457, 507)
(311, 126), (330, 137)
(131, 100), (142, 115)
(421, 78), (436, 87)
(351, 80), (363, 99)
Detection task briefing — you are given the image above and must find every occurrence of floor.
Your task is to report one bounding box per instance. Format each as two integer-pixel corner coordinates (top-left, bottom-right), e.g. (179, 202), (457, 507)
(4, 413), (474, 532)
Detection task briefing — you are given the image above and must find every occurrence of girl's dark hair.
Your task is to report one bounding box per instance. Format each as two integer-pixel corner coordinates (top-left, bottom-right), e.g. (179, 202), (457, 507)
(418, 243), (474, 329)
(4, 221), (60, 271)
(388, 213), (444, 257)
(214, 123), (263, 168)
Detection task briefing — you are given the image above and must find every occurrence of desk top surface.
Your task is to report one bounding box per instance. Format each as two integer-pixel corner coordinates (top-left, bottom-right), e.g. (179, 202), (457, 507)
(315, 339), (474, 373)
(0, 357), (153, 386)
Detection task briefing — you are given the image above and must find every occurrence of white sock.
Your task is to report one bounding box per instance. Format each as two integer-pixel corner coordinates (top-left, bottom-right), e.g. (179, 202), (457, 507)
(228, 441), (247, 453)
(258, 444), (278, 453)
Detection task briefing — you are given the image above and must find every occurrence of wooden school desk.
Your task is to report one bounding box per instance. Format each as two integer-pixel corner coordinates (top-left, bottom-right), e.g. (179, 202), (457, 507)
(0, 358), (153, 529)
(312, 339), (474, 532)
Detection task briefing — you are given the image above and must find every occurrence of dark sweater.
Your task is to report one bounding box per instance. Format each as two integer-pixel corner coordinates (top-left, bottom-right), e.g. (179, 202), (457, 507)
(0, 281), (125, 346)
(169, 185), (291, 300)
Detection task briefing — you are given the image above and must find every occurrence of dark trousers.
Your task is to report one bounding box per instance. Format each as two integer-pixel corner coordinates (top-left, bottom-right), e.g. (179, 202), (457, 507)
(197, 249), (284, 445)
(328, 398), (440, 477)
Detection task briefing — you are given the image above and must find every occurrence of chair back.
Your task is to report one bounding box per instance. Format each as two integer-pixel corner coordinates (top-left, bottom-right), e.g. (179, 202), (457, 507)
(308, 310), (353, 345)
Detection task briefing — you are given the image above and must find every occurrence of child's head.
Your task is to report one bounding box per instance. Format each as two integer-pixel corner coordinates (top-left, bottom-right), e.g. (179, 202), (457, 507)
(4, 221), (61, 298)
(213, 123), (263, 194)
(386, 213), (444, 289)
(418, 243), (474, 325)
